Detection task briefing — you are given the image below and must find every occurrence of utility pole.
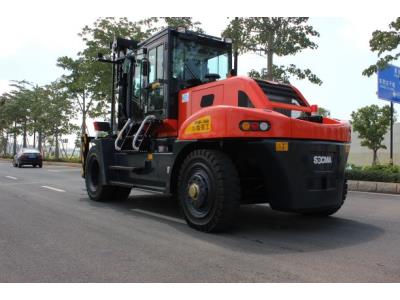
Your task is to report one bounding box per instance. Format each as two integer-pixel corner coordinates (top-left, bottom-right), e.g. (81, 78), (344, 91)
(233, 17), (239, 75)
(390, 101), (394, 165)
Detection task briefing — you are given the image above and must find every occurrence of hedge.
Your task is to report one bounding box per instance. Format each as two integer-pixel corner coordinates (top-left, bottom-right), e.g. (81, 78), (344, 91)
(346, 164), (400, 183)
(1, 155), (81, 164)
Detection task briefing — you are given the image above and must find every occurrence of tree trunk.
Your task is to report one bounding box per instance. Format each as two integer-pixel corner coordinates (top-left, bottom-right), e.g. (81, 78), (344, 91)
(13, 121), (17, 155)
(266, 32), (274, 81)
(69, 146), (76, 159)
(3, 133), (8, 155)
(372, 149), (378, 166)
(55, 131), (59, 160)
(82, 92), (86, 137)
(80, 92), (86, 160)
(23, 118), (27, 148)
(38, 131), (42, 153)
(33, 129), (36, 149)
(266, 51), (273, 80)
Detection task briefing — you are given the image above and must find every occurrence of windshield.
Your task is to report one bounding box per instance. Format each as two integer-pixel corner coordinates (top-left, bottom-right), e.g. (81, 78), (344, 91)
(172, 38), (231, 84)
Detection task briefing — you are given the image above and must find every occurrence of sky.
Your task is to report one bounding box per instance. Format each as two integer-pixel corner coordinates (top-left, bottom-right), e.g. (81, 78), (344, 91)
(0, 1), (399, 129)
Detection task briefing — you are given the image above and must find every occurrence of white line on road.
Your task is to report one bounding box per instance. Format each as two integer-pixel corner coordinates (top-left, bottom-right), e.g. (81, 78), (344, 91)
(130, 209), (186, 224)
(47, 169), (80, 173)
(5, 176), (17, 180)
(41, 186), (66, 193)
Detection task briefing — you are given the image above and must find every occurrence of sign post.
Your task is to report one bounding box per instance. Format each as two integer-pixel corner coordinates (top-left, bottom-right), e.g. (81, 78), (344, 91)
(377, 64), (400, 165)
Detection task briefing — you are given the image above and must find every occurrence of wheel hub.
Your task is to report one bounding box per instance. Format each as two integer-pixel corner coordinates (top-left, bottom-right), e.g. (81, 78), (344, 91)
(188, 183), (200, 200)
(186, 172), (209, 211)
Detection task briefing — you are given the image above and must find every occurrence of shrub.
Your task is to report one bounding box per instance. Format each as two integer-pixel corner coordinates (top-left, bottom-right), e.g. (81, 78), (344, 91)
(346, 164), (400, 183)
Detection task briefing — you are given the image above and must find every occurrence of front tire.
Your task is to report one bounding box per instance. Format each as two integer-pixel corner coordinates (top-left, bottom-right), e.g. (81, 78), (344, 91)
(178, 149), (240, 232)
(85, 147), (130, 202)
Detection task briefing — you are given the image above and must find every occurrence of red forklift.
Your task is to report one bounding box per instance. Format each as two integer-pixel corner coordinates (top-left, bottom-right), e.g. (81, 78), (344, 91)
(82, 27), (351, 232)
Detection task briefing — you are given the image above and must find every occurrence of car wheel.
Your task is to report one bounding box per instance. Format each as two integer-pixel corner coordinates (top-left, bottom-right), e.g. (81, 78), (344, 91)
(178, 149), (241, 232)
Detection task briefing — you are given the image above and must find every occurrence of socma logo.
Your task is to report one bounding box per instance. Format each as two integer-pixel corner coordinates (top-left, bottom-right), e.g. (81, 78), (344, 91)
(313, 155), (332, 165)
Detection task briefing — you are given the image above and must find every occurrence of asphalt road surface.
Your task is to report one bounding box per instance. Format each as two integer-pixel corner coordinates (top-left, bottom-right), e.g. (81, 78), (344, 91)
(0, 160), (399, 282)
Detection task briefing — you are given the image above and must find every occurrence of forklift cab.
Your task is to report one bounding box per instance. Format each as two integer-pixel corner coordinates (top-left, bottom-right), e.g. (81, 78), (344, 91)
(114, 27), (233, 136)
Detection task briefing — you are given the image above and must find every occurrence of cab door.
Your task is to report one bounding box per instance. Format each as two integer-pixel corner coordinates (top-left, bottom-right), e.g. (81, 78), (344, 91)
(146, 39), (167, 118)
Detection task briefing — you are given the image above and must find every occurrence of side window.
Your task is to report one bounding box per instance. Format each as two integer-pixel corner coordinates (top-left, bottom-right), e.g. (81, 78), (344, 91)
(156, 44), (164, 80)
(148, 44), (165, 112)
(148, 48), (156, 83)
(133, 59), (142, 100)
(148, 44), (164, 84)
(201, 94), (214, 107)
(238, 91), (254, 108)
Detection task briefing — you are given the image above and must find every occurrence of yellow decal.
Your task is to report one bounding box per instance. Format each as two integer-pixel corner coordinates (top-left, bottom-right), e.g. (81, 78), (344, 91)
(185, 115), (212, 134)
(275, 141), (289, 152)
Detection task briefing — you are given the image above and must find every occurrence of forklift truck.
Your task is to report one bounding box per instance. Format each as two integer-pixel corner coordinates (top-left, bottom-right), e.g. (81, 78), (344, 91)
(82, 27), (351, 232)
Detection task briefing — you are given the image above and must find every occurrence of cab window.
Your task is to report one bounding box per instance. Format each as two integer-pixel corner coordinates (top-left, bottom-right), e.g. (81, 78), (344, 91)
(149, 44), (164, 83)
(132, 56), (144, 120)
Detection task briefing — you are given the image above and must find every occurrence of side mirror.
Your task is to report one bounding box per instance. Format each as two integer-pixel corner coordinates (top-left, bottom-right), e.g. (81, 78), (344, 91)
(142, 59), (149, 77)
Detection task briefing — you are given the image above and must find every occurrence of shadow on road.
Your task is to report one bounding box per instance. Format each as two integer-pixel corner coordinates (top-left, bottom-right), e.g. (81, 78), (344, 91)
(81, 192), (384, 255)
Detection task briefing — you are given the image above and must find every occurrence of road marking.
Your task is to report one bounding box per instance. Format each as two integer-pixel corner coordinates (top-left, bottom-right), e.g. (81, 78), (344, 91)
(41, 186), (66, 193)
(349, 191), (400, 197)
(0, 181), (48, 187)
(5, 176), (17, 180)
(130, 209), (186, 224)
(47, 169), (80, 173)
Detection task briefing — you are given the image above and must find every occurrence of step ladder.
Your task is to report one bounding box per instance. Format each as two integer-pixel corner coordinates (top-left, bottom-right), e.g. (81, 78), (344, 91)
(114, 115), (161, 151)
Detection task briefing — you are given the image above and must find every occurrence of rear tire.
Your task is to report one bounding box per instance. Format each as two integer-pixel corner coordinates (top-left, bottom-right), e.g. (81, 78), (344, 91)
(85, 147), (131, 202)
(177, 149), (240, 232)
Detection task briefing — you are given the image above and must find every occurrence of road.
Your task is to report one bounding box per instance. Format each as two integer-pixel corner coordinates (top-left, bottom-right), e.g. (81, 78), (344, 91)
(0, 160), (399, 282)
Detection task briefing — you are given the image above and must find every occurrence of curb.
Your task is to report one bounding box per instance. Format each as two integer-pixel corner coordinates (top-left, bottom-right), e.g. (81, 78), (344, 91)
(1, 157), (399, 194)
(0, 158), (80, 168)
(348, 180), (400, 194)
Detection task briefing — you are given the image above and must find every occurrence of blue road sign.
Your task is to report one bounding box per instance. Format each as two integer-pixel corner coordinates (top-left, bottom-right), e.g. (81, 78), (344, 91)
(378, 64), (400, 103)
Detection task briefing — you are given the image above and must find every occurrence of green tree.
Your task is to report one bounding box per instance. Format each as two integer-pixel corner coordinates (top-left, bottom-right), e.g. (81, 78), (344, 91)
(57, 57), (102, 136)
(29, 85), (49, 151)
(0, 92), (13, 155)
(362, 18), (400, 76)
(351, 105), (396, 165)
(223, 17), (322, 85)
(41, 81), (78, 159)
(57, 17), (160, 136)
(5, 81), (35, 153)
(161, 17), (203, 32)
(318, 107), (331, 117)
